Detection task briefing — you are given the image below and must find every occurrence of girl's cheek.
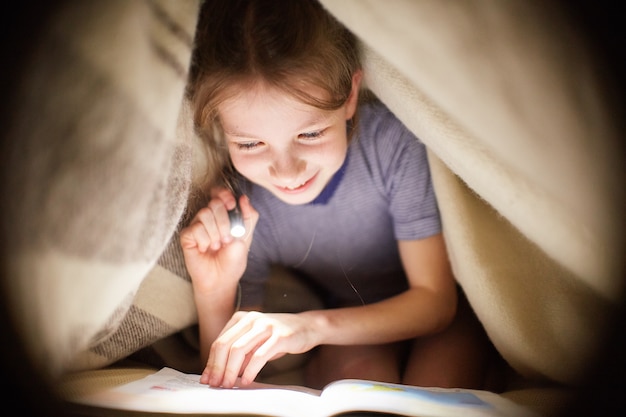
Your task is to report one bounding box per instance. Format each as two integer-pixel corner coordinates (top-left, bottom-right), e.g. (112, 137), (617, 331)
(319, 139), (348, 165)
(230, 155), (247, 177)
(231, 155), (263, 179)
(230, 152), (251, 170)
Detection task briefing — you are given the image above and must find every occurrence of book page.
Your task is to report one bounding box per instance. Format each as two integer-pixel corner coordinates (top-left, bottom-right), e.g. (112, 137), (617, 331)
(74, 368), (540, 417)
(319, 379), (540, 417)
(76, 367), (322, 417)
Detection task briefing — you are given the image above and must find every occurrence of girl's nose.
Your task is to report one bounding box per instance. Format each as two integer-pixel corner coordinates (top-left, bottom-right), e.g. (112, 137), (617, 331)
(269, 152), (305, 183)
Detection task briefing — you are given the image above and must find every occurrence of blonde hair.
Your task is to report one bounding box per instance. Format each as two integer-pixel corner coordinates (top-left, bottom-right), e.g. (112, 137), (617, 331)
(187, 0), (362, 192)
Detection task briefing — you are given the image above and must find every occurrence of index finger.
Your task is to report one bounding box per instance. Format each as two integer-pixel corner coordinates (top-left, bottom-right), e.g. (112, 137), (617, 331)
(211, 187), (238, 211)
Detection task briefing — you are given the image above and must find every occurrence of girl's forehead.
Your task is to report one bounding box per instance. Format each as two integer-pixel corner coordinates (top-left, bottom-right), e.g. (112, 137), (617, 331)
(220, 79), (331, 111)
(220, 83), (333, 122)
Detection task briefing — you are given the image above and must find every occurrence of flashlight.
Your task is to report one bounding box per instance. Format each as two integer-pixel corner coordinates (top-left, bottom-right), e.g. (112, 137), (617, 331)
(228, 198), (246, 238)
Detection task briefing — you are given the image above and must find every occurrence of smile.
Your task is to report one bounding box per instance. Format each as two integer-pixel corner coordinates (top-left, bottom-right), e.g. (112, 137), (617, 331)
(285, 182), (307, 190)
(276, 174), (318, 194)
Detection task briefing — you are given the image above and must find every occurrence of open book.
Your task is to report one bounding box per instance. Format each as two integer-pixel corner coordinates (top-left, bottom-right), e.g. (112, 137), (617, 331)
(71, 367), (539, 417)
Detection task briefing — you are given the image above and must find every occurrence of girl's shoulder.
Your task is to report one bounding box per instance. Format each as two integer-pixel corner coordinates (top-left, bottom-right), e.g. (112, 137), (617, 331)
(356, 98), (422, 151)
(358, 96), (391, 123)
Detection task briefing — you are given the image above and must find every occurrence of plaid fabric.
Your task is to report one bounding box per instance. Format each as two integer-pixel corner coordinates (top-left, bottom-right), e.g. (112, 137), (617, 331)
(2, 0), (200, 377)
(70, 227), (197, 372)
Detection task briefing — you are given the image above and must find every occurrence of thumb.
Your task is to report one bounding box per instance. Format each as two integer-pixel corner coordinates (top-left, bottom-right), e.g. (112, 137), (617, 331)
(238, 194), (259, 245)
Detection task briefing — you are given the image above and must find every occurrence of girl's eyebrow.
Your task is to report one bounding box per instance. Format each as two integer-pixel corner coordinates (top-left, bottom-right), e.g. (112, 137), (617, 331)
(295, 113), (331, 131)
(223, 129), (260, 139)
(224, 113), (332, 139)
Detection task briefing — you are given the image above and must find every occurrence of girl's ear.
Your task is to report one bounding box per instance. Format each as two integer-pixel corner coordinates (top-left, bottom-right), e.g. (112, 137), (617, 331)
(345, 69), (363, 120)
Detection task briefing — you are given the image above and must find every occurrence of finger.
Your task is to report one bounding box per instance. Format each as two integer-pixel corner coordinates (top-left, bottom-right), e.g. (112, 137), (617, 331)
(221, 324), (273, 388)
(188, 207), (220, 251)
(180, 216), (216, 253)
(205, 338), (228, 387)
(206, 199), (233, 247)
(238, 195), (259, 243)
(179, 225), (201, 251)
(207, 326), (270, 388)
(212, 187), (238, 210)
(201, 312), (246, 385)
(189, 222), (212, 253)
(204, 312), (254, 386)
(239, 334), (281, 386)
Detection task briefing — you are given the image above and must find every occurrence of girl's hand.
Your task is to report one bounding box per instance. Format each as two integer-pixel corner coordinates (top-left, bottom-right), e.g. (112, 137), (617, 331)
(202, 311), (318, 388)
(180, 188), (258, 293)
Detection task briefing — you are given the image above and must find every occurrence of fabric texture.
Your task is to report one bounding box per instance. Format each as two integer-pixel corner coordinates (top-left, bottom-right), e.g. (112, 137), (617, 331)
(1, 0), (200, 377)
(317, 0), (624, 384)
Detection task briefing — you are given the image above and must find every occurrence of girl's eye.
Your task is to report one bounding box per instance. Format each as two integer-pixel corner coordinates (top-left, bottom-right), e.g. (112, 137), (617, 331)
(298, 130), (325, 140)
(236, 141), (262, 150)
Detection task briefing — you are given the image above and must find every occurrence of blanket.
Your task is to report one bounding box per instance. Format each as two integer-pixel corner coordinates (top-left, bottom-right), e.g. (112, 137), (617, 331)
(1, 0), (624, 396)
(321, 0), (625, 383)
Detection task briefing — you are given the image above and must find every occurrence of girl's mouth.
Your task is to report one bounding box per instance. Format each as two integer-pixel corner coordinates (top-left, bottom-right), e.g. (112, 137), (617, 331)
(285, 182), (306, 190)
(276, 174), (317, 194)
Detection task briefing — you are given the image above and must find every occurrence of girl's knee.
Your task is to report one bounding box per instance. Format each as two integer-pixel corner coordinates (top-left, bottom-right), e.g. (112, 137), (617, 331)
(402, 299), (501, 390)
(306, 344), (402, 389)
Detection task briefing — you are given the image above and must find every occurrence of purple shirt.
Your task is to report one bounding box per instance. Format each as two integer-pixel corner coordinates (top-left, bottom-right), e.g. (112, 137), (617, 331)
(239, 101), (440, 307)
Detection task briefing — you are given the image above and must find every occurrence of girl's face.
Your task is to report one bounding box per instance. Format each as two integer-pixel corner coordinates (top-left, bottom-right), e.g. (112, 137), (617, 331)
(219, 75), (361, 205)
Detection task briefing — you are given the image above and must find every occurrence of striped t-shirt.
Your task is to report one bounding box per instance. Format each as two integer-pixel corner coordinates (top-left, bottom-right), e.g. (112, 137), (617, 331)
(238, 100), (441, 308)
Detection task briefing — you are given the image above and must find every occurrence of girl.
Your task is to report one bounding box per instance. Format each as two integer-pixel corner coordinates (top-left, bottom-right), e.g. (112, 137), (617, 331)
(181, 0), (497, 391)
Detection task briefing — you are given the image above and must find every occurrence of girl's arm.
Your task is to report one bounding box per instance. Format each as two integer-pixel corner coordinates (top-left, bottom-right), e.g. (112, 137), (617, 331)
(204, 232), (457, 387)
(304, 233), (457, 345)
(179, 189), (259, 368)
